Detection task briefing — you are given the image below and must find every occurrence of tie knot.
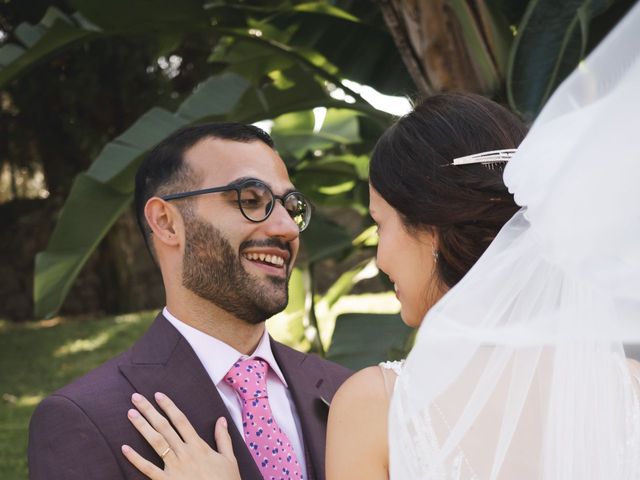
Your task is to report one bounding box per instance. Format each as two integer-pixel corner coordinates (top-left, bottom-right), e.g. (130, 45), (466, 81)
(224, 357), (269, 400)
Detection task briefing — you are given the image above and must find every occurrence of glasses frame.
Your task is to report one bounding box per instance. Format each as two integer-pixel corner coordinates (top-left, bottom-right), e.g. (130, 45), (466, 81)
(160, 178), (312, 231)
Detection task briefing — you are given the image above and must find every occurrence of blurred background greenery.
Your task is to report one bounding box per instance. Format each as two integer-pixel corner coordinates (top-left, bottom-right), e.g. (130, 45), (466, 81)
(0, 0), (635, 477)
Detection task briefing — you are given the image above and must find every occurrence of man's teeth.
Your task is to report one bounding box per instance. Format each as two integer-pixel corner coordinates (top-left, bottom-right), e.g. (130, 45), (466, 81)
(243, 252), (285, 267)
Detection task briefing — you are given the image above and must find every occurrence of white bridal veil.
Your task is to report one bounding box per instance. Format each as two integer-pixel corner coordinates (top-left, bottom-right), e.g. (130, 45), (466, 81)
(388, 2), (640, 479)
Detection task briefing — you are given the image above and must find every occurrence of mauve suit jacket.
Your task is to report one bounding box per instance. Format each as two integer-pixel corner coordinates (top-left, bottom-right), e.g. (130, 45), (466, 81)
(28, 314), (352, 479)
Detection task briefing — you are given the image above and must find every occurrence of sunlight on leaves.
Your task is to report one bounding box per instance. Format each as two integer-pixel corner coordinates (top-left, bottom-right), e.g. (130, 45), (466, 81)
(342, 79), (411, 116)
(269, 69), (295, 89)
(318, 180), (355, 195)
(353, 225), (378, 247)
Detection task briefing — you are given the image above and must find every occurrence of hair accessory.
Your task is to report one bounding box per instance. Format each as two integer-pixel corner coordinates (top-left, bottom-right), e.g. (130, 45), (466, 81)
(451, 149), (517, 169)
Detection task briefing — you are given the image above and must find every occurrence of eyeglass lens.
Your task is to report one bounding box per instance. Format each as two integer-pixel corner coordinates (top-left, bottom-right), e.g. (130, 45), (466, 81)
(238, 181), (310, 230)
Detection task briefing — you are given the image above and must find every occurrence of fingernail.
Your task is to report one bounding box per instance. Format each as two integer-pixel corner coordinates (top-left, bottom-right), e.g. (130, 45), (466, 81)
(122, 445), (131, 454)
(131, 393), (142, 403)
(220, 417), (227, 428)
(154, 392), (165, 401)
(128, 409), (140, 419)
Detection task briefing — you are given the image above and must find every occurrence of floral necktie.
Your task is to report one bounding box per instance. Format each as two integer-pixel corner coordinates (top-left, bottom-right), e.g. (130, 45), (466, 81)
(224, 357), (304, 480)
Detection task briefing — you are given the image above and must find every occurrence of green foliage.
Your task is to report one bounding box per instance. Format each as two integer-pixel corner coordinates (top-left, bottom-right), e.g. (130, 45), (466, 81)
(300, 214), (354, 265)
(0, 7), (100, 87)
(12, 1), (397, 320)
(271, 108), (362, 159)
(32, 62), (381, 318)
(266, 268), (309, 351)
(64, 0), (208, 32)
(0, 0), (631, 357)
(507, 0), (613, 119)
(326, 313), (413, 370)
(439, 0), (630, 118)
(316, 259), (375, 312)
(34, 174), (133, 319)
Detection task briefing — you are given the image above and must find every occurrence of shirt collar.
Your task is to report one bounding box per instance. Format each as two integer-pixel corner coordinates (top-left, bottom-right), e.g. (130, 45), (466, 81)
(162, 307), (288, 387)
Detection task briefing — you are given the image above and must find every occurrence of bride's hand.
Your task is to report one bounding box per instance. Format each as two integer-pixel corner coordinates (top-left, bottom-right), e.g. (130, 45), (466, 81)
(121, 392), (241, 480)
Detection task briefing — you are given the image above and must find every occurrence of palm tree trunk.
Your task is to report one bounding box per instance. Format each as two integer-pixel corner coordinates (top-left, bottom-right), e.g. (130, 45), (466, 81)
(378, 0), (491, 95)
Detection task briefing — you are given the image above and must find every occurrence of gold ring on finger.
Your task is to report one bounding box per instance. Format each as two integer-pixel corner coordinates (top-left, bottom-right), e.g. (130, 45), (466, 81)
(160, 446), (172, 459)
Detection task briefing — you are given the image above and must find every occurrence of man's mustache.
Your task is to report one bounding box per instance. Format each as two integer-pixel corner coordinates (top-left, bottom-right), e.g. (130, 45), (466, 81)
(239, 239), (292, 255)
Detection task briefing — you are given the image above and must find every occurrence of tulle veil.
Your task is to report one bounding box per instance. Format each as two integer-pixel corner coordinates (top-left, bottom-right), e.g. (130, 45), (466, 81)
(388, 2), (640, 478)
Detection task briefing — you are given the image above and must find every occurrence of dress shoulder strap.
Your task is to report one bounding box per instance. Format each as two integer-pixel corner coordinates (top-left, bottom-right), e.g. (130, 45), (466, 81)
(378, 360), (404, 399)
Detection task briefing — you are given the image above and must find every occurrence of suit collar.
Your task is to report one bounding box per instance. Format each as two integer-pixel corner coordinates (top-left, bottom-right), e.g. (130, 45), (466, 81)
(162, 307), (289, 387)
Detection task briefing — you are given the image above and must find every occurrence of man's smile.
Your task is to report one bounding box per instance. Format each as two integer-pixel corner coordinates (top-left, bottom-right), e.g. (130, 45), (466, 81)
(241, 247), (290, 277)
(242, 252), (286, 267)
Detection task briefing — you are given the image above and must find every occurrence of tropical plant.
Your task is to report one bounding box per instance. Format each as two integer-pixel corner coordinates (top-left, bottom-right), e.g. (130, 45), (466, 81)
(0, 0), (633, 368)
(379, 0), (636, 120)
(1, 0), (415, 365)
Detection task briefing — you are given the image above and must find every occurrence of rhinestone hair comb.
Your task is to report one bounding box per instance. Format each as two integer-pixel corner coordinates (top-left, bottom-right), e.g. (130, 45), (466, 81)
(451, 149), (517, 169)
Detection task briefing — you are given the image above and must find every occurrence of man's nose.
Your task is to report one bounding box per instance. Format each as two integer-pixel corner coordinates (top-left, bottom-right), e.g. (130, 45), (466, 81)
(263, 201), (300, 241)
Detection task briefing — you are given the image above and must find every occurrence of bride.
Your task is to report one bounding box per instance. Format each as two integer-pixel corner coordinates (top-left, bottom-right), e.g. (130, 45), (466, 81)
(324, 91), (527, 479)
(121, 2), (640, 477)
(387, 1), (640, 477)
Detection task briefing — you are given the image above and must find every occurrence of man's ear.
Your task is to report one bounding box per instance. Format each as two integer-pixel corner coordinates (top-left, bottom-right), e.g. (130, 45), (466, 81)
(144, 197), (182, 248)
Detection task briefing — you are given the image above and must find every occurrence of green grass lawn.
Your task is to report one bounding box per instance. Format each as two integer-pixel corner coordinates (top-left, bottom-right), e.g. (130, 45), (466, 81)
(0, 311), (156, 480)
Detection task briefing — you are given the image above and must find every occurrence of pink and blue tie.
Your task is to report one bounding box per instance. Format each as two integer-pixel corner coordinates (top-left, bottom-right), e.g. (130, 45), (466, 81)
(224, 358), (304, 480)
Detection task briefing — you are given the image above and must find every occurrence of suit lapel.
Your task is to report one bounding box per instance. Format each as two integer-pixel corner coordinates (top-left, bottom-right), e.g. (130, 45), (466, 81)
(118, 315), (262, 480)
(272, 340), (334, 480)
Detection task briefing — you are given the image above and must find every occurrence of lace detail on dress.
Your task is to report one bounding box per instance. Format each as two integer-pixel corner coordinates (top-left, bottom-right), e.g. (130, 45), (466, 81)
(379, 360), (405, 376)
(379, 360), (404, 399)
(390, 368), (480, 480)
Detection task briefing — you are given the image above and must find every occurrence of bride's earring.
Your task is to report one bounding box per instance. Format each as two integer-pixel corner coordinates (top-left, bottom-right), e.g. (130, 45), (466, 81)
(432, 246), (439, 262)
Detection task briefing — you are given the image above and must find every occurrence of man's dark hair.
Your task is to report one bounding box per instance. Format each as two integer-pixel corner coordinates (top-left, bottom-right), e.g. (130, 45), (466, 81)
(369, 93), (528, 288)
(134, 122), (275, 256)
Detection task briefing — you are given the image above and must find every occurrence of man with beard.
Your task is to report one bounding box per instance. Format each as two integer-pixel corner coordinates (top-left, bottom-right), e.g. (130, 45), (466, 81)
(28, 123), (353, 480)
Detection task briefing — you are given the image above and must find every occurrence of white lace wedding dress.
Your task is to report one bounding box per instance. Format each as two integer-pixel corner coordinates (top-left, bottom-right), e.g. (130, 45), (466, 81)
(387, 3), (640, 478)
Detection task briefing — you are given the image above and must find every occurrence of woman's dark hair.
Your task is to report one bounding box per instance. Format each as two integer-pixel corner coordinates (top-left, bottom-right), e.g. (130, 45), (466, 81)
(369, 93), (528, 288)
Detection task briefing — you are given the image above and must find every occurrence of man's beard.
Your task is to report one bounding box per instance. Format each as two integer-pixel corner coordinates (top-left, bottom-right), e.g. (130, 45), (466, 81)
(181, 214), (291, 324)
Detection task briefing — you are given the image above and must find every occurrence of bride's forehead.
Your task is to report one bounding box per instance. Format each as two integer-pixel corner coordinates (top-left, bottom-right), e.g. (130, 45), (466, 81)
(368, 186), (394, 214)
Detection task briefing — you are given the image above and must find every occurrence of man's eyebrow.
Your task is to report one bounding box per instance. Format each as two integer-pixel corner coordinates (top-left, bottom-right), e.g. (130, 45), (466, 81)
(230, 176), (298, 195)
(228, 176), (260, 186)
